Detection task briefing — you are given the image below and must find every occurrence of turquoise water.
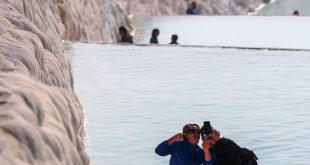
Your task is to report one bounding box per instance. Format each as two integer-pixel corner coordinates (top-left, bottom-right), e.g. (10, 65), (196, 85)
(68, 16), (310, 165)
(68, 43), (310, 165)
(133, 16), (310, 50)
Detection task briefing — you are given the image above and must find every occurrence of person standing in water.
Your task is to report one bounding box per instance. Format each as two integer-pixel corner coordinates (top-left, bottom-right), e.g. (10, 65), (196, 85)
(150, 28), (160, 44)
(118, 26), (133, 44)
(169, 34), (179, 44)
(186, 1), (198, 15)
(292, 10), (300, 16)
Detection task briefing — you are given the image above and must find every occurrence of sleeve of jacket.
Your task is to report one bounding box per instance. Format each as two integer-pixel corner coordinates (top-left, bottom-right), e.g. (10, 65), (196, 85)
(202, 149), (216, 165)
(203, 159), (214, 165)
(155, 140), (175, 156)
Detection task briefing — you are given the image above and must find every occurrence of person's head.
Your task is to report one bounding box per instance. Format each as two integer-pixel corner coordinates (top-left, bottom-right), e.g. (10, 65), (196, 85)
(152, 28), (160, 37)
(182, 123), (200, 145)
(190, 1), (197, 9)
(119, 26), (128, 37)
(292, 10), (299, 16)
(171, 34), (178, 43)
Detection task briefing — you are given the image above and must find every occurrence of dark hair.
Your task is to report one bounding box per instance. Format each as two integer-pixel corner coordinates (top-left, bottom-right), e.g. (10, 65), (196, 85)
(152, 28), (159, 37)
(293, 10), (299, 15)
(190, 1), (197, 9)
(182, 123), (199, 141)
(171, 34), (178, 41)
(183, 123), (200, 134)
(119, 26), (128, 33)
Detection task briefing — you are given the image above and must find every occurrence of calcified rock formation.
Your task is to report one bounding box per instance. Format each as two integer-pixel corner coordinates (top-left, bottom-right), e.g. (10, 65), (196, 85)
(114, 0), (263, 16)
(98, 1), (133, 43)
(55, 0), (130, 42)
(0, 0), (119, 164)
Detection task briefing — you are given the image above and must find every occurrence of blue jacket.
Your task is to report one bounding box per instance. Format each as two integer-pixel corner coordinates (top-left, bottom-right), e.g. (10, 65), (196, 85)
(186, 8), (198, 15)
(155, 140), (217, 165)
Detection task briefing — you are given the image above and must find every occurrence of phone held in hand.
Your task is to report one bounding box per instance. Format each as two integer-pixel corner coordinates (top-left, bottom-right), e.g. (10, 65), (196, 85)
(201, 121), (212, 139)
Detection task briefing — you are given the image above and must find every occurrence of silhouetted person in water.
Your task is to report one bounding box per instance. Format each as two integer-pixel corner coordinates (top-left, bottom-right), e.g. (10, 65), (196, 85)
(170, 34), (178, 44)
(150, 28), (160, 44)
(118, 26), (133, 43)
(292, 10), (299, 16)
(186, 1), (198, 15)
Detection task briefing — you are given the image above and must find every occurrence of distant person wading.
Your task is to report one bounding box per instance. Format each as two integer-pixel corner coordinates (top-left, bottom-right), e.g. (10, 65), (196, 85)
(150, 28), (160, 44)
(292, 10), (299, 16)
(170, 34), (179, 44)
(118, 26), (133, 44)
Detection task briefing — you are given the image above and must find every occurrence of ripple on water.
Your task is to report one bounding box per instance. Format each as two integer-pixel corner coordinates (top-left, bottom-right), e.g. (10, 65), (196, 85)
(69, 43), (310, 165)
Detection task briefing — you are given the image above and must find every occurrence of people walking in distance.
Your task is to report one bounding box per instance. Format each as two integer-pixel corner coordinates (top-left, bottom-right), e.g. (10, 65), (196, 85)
(150, 28), (160, 44)
(118, 26), (133, 44)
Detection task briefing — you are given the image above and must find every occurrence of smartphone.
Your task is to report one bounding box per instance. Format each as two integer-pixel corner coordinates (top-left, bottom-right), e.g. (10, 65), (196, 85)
(204, 121), (212, 135)
(201, 121), (212, 139)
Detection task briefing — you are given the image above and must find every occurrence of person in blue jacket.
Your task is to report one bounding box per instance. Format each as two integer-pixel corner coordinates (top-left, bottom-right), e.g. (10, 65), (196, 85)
(155, 123), (219, 165)
(186, 1), (199, 15)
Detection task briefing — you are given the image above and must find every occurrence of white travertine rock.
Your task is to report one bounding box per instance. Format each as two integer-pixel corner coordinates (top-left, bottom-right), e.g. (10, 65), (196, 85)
(0, 0), (135, 164)
(0, 73), (87, 165)
(113, 0), (263, 16)
(53, 0), (106, 41)
(98, 1), (133, 42)
(0, 0), (96, 164)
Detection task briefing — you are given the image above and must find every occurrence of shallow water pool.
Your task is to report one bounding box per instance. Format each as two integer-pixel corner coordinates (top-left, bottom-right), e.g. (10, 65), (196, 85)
(68, 42), (310, 165)
(132, 16), (310, 50)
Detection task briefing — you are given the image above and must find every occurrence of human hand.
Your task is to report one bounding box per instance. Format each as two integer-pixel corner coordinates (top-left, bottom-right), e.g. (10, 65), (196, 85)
(210, 129), (220, 143)
(202, 139), (213, 161)
(173, 133), (185, 141)
(168, 133), (185, 145)
(202, 139), (212, 150)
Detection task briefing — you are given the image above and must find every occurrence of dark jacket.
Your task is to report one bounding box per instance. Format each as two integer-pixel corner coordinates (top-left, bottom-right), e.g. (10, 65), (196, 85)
(186, 8), (198, 15)
(150, 36), (158, 44)
(120, 34), (133, 43)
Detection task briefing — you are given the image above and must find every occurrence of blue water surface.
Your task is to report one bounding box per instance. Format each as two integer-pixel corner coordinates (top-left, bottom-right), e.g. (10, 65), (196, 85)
(68, 15), (310, 165)
(68, 42), (310, 165)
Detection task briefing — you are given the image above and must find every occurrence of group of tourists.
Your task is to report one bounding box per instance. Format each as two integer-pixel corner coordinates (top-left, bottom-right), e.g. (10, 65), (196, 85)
(117, 1), (199, 45)
(117, 26), (178, 45)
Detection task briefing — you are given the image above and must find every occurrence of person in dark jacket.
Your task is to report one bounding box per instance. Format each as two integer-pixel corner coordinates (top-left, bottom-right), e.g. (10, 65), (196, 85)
(118, 26), (133, 43)
(150, 28), (160, 44)
(155, 123), (218, 165)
